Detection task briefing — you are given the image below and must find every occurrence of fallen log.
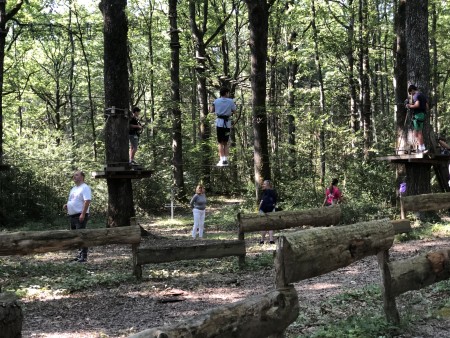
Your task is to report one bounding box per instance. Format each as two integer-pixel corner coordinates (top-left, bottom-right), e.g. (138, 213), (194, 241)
(238, 207), (341, 233)
(401, 192), (450, 212)
(128, 286), (299, 338)
(275, 219), (395, 287)
(389, 248), (450, 296)
(0, 226), (141, 256)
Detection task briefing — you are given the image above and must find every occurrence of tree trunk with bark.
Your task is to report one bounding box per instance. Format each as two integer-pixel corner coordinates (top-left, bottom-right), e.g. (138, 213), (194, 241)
(169, 0), (185, 199)
(245, 0), (271, 201)
(100, 0), (134, 227)
(404, 0), (432, 201)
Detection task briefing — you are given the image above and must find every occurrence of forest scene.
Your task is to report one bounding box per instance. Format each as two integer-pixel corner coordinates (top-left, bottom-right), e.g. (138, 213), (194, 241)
(1, 0), (450, 337)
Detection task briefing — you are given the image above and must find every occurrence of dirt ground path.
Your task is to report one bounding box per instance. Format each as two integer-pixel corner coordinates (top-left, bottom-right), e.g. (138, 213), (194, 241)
(14, 212), (450, 337)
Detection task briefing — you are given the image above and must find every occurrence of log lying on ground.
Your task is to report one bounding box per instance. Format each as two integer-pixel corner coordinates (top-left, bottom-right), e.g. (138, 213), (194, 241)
(0, 226), (141, 256)
(389, 248), (450, 296)
(401, 192), (450, 212)
(129, 286), (299, 338)
(135, 240), (245, 265)
(275, 219), (395, 287)
(238, 207), (341, 233)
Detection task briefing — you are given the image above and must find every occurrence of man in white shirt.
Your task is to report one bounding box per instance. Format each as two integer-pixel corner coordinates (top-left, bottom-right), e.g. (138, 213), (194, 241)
(63, 171), (92, 262)
(211, 87), (236, 166)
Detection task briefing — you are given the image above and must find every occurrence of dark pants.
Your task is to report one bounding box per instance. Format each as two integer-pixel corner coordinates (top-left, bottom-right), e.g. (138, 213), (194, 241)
(69, 213), (89, 259)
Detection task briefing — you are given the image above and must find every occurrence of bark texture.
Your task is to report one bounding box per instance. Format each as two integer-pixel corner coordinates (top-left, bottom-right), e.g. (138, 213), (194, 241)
(100, 0), (134, 227)
(389, 248), (450, 296)
(0, 226), (141, 255)
(275, 219), (395, 287)
(238, 207), (341, 233)
(401, 192), (450, 212)
(129, 286), (299, 338)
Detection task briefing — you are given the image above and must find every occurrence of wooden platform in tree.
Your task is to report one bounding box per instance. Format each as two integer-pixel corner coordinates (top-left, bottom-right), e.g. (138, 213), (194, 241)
(92, 162), (152, 179)
(377, 152), (450, 164)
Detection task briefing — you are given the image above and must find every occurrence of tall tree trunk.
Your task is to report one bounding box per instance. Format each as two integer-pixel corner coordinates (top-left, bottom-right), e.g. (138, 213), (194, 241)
(358, 0), (371, 158)
(189, 1), (211, 187)
(430, 2), (438, 132)
(100, 0), (134, 227)
(287, 31), (298, 174)
(0, 1), (24, 165)
(169, 0), (185, 199)
(245, 0), (271, 202)
(311, 0), (326, 184)
(405, 0), (431, 199)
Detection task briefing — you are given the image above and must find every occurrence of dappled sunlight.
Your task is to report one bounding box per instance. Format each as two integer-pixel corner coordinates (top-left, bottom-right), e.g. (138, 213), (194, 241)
(301, 282), (342, 291)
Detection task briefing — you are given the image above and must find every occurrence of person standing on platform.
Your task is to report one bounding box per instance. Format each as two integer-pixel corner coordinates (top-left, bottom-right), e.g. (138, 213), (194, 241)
(63, 171), (92, 263)
(190, 184), (207, 239)
(406, 85), (428, 154)
(211, 87), (236, 166)
(323, 178), (343, 207)
(129, 106), (143, 165)
(259, 180), (277, 245)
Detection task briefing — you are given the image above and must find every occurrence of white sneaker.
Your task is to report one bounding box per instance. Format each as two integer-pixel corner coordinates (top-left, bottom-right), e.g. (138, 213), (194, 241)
(216, 160), (224, 167)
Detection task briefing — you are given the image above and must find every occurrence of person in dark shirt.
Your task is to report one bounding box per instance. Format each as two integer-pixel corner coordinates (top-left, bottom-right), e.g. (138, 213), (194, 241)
(406, 85), (428, 154)
(259, 180), (277, 245)
(129, 106), (143, 164)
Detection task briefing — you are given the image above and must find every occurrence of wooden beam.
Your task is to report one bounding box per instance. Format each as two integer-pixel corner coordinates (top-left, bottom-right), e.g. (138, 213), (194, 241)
(401, 192), (450, 212)
(0, 226), (141, 256)
(128, 286), (299, 338)
(135, 240), (245, 265)
(238, 207), (341, 233)
(391, 219), (412, 234)
(274, 219), (395, 287)
(389, 248), (450, 296)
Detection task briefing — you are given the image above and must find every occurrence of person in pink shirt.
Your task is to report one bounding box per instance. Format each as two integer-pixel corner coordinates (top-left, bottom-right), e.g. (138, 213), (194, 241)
(322, 178), (342, 207)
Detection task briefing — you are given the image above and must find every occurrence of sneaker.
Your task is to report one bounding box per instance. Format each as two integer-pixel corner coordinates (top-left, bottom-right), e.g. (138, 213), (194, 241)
(216, 160), (224, 167)
(259, 240), (264, 245)
(269, 241), (275, 244)
(222, 160), (229, 166)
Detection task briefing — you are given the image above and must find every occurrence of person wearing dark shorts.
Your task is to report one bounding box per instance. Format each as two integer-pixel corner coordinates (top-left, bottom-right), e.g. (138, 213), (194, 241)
(211, 87), (236, 166)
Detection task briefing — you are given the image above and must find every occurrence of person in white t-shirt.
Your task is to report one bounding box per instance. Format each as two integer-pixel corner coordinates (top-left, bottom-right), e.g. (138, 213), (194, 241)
(210, 87), (236, 166)
(63, 170), (92, 262)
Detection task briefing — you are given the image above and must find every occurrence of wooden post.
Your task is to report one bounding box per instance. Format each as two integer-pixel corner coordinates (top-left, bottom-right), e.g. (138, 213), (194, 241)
(377, 250), (400, 324)
(237, 212), (246, 267)
(132, 243), (142, 279)
(0, 292), (23, 338)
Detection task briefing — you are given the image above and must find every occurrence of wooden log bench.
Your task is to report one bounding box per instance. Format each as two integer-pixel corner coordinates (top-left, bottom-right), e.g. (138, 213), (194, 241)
(129, 285), (299, 338)
(133, 240), (246, 279)
(0, 226), (142, 256)
(400, 192), (450, 218)
(378, 248), (450, 324)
